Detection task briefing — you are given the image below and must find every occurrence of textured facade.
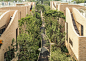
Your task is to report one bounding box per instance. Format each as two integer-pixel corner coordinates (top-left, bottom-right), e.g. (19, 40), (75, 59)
(0, 2), (35, 61)
(50, 1), (86, 61)
(0, 10), (18, 61)
(50, 1), (85, 32)
(65, 7), (86, 61)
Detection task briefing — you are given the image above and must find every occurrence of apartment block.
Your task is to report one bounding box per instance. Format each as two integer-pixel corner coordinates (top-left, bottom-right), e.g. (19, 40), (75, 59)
(50, 1), (85, 32)
(0, 2), (35, 61)
(50, 1), (86, 61)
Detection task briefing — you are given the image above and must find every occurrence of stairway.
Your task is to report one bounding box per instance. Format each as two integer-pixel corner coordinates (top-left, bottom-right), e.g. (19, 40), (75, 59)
(71, 13), (80, 35)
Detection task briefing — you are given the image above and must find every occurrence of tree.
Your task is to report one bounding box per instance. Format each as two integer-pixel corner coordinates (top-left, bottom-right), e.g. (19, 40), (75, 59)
(18, 15), (42, 60)
(51, 45), (72, 61)
(44, 10), (65, 47)
(17, 33), (40, 60)
(5, 38), (16, 61)
(73, 0), (85, 3)
(36, 4), (46, 12)
(17, 5), (42, 60)
(42, 5), (75, 60)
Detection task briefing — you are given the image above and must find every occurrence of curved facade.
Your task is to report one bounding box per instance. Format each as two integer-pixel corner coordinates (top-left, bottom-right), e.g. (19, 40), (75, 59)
(50, 1), (86, 61)
(65, 7), (86, 61)
(0, 2), (35, 61)
(0, 10), (18, 61)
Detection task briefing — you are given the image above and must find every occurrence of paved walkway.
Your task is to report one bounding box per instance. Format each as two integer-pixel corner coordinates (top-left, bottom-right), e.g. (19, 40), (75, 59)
(38, 28), (49, 61)
(38, 11), (49, 61)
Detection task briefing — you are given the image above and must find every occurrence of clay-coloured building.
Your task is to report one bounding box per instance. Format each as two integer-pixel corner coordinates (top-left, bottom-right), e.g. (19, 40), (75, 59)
(50, 1), (86, 61)
(50, 1), (86, 32)
(65, 7), (86, 61)
(0, 10), (18, 61)
(0, 2), (35, 61)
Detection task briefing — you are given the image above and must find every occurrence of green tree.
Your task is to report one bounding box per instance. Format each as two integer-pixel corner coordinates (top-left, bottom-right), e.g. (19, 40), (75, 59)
(73, 0), (86, 3)
(36, 4), (46, 12)
(44, 10), (65, 47)
(17, 33), (40, 61)
(51, 45), (72, 61)
(17, 5), (42, 60)
(5, 38), (16, 61)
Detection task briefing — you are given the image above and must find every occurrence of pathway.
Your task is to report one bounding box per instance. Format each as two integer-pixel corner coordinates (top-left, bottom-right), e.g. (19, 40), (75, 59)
(38, 11), (49, 61)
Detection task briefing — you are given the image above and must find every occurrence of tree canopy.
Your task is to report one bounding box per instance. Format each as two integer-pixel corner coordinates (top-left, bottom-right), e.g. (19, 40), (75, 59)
(17, 5), (42, 60)
(73, 0), (86, 3)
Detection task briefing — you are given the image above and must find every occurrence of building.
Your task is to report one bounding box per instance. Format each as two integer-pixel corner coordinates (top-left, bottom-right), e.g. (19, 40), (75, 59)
(0, 2), (35, 61)
(50, 1), (85, 32)
(50, 1), (86, 61)
(65, 7), (86, 61)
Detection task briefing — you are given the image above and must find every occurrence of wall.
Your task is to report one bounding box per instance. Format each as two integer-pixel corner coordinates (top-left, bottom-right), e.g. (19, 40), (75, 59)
(57, 4), (85, 32)
(0, 4), (32, 20)
(16, 4), (25, 6)
(79, 37), (86, 61)
(66, 7), (86, 61)
(72, 8), (86, 61)
(60, 3), (68, 5)
(0, 11), (10, 28)
(73, 8), (86, 36)
(50, 1), (61, 10)
(50, 1), (52, 10)
(0, 6), (27, 20)
(0, 2), (35, 61)
(75, 21), (81, 36)
(58, 4), (85, 16)
(0, 10), (18, 61)
(66, 7), (79, 60)
(51, 2), (86, 32)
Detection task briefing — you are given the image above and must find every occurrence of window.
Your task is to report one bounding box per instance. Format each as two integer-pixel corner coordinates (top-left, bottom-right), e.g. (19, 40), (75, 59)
(81, 25), (83, 36)
(0, 28), (5, 36)
(16, 28), (18, 51)
(66, 22), (68, 42)
(69, 38), (73, 47)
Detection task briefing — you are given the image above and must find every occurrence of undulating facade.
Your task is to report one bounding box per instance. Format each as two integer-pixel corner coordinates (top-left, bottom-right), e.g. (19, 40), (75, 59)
(0, 2), (35, 61)
(50, 1), (85, 32)
(65, 7), (86, 61)
(50, 1), (86, 61)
